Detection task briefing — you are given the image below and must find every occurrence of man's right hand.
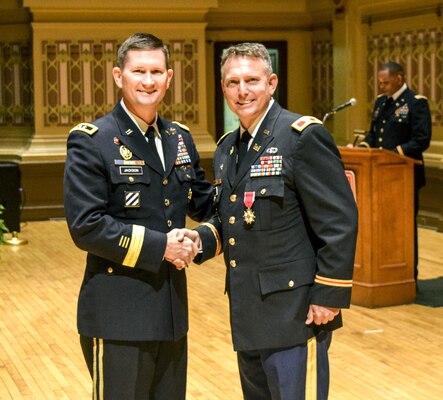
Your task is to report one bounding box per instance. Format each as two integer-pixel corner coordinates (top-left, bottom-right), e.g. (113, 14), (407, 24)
(176, 228), (201, 250)
(164, 229), (199, 270)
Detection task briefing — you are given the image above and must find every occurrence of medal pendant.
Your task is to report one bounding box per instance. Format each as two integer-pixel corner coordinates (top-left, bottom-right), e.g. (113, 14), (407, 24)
(243, 208), (256, 224)
(243, 191), (256, 224)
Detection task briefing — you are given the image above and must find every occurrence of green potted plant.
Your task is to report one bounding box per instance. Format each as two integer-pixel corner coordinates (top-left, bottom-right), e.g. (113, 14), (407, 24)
(0, 204), (9, 244)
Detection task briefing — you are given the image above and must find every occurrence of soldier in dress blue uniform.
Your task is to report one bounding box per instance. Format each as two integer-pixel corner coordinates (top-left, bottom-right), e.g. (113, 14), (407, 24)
(359, 61), (432, 279)
(63, 33), (213, 400)
(190, 43), (358, 399)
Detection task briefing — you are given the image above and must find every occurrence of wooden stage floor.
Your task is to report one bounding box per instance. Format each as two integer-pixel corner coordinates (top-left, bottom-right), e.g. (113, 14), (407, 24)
(0, 220), (442, 399)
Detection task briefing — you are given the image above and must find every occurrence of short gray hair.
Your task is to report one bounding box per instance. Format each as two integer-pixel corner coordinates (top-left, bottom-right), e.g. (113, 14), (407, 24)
(220, 42), (273, 76)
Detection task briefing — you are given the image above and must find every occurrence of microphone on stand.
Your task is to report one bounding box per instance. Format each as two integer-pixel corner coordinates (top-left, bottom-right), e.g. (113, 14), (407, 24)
(332, 98), (357, 112)
(323, 98), (357, 122)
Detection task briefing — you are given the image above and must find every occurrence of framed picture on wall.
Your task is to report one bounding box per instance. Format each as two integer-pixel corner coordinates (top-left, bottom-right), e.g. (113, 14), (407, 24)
(214, 41), (287, 140)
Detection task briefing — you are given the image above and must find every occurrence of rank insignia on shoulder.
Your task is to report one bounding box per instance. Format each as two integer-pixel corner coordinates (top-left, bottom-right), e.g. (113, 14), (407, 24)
(291, 116), (322, 132)
(172, 121), (190, 132)
(415, 94), (428, 100)
(70, 122), (99, 135)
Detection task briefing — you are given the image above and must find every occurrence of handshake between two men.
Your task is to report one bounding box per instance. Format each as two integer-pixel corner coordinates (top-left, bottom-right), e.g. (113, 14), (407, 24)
(163, 227), (341, 324)
(164, 228), (201, 270)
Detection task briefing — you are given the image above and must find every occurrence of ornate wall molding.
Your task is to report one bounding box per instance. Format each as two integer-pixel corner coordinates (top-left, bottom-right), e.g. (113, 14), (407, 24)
(367, 28), (443, 128)
(312, 39), (334, 120)
(0, 40), (33, 127)
(40, 38), (199, 128)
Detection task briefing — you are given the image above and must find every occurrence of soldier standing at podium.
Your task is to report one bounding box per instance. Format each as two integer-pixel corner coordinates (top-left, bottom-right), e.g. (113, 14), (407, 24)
(358, 61), (432, 280)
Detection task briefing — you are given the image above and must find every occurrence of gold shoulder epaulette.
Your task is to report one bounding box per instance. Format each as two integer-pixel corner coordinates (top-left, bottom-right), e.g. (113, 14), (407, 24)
(217, 130), (234, 146)
(377, 94), (384, 98)
(415, 94), (428, 101)
(291, 116), (322, 133)
(172, 121), (190, 132)
(70, 122), (99, 136)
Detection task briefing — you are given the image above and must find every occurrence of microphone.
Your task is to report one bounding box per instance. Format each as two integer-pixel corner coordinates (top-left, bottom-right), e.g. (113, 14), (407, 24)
(322, 98), (357, 122)
(331, 98), (357, 112)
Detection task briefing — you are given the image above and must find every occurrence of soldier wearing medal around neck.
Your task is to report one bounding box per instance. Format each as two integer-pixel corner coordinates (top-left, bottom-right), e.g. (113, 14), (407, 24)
(188, 42), (358, 399)
(64, 33), (213, 400)
(357, 61), (432, 281)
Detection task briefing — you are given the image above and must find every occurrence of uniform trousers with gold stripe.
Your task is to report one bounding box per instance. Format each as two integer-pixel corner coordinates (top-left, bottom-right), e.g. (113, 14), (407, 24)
(237, 331), (331, 400)
(80, 336), (187, 400)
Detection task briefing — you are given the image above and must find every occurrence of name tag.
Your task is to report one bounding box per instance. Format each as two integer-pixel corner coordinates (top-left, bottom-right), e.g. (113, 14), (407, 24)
(119, 166), (143, 175)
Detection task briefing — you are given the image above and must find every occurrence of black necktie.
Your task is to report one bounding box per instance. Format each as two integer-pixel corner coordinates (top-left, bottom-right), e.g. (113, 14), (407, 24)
(383, 97), (393, 110)
(380, 97), (393, 119)
(146, 126), (162, 164)
(237, 131), (252, 171)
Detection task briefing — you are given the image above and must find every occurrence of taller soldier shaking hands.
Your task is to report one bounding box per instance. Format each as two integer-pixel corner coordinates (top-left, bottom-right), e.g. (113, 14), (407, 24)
(64, 33), (213, 400)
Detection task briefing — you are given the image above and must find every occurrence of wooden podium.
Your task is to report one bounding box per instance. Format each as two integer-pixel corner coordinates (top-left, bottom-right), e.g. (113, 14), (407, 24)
(339, 148), (416, 307)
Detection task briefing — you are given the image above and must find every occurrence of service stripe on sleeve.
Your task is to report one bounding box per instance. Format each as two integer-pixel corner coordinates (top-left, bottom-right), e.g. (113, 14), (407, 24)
(122, 224), (145, 267)
(201, 222), (221, 256)
(314, 275), (353, 288)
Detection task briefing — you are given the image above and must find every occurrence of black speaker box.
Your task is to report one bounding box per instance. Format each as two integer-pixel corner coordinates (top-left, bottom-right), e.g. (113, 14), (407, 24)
(0, 162), (21, 232)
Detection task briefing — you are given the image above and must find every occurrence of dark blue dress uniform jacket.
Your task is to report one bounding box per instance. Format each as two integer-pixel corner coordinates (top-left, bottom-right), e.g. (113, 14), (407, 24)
(360, 87), (432, 189)
(195, 102), (358, 352)
(64, 102), (213, 342)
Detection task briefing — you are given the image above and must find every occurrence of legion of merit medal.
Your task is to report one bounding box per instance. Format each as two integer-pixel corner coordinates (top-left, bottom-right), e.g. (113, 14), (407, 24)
(243, 191), (256, 224)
